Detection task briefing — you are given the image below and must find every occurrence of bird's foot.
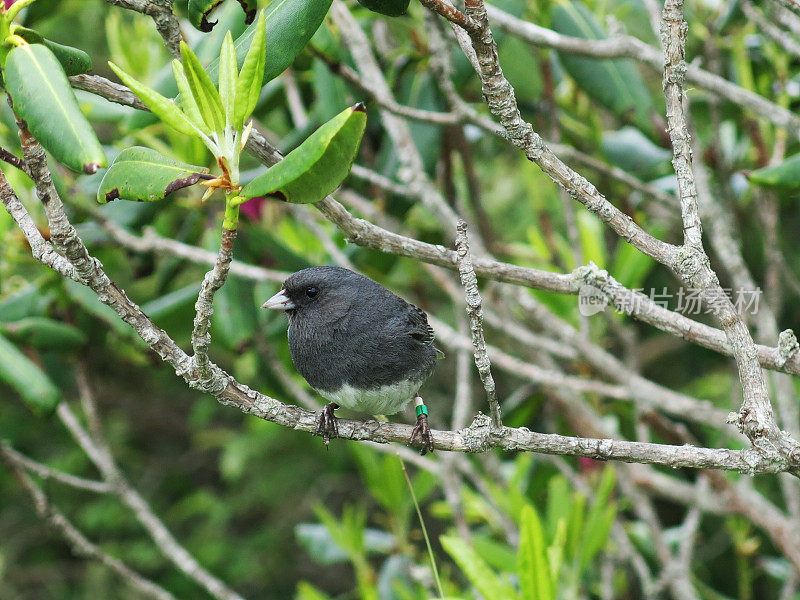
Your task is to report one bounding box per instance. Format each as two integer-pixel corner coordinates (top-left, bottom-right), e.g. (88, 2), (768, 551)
(409, 405), (434, 455)
(315, 403), (339, 448)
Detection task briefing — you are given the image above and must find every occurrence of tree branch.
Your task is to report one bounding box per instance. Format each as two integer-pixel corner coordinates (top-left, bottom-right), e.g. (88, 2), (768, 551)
(483, 3), (800, 138)
(0, 441), (178, 600)
(191, 226), (238, 389)
(455, 220), (501, 430)
(103, 0), (182, 58)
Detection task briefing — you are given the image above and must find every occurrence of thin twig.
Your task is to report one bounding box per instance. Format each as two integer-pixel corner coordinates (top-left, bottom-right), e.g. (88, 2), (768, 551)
(0, 441), (178, 600)
(454, 220), (501, 429)
(331, 1), (465, 241)
(191, 227), (238, 388)
(2, 444), (110, 494)
(103, 0), (182, 58)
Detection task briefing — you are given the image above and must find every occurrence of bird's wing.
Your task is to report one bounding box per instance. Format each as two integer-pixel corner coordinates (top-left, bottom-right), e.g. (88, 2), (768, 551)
(406, 303), (435, 345)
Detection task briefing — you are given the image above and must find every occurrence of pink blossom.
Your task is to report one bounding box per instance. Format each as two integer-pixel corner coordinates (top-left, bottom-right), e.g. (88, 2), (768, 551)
(4, 0), (15, 9)
(239, 196), (265, 221)
(578, 456), (603, 473)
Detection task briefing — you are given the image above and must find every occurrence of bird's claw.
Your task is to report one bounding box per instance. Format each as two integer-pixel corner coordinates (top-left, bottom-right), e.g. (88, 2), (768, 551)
(409, 413), (434, 455)
(315, 403), (339, 448)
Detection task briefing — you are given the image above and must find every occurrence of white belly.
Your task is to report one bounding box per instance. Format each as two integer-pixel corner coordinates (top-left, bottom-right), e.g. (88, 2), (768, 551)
(317, 380), (421, 415)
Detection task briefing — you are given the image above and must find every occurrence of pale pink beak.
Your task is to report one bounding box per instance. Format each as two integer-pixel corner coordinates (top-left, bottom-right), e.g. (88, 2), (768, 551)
(261, 289), (296, 311)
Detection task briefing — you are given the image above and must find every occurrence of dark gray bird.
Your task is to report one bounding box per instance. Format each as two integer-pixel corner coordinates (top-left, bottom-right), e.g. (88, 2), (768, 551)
(262, 266), (438, 454)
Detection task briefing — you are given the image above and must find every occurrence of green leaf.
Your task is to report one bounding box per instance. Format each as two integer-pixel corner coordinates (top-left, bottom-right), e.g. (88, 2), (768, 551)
(109, 61), (198, 136)
(611, 237), (657, 288)
(601, 126), (671, 176)
(544, 476), (571, 539)
(189, 0), (257, 32)
(518, 505), (552, 600)
(355, 0), (410, 17)
(189, 0), (225, 32)
(295, 582), (334, 600)
(0, 331), (60, 415)
(212, 272), (258, 349)
(172, 60), (210, 134)
(472, 535), (518, 573)
(577, 210), (605, 269)
(241, 103), (366, 203)
(180, 41), (226, 133)
(206, 0), (333, 87)
(5, 44), (106, 174)
(97, 146), (210, 204)
(547, 519), (567, 586)
(0, 317), (86, 350)
(748, 153), (800, 190)
(579, 466), (616, 570)
(218, 31), (237, 128)
(440, 535), (519, 600)
(0, 285), (51, 323)
(566, 492), (586, 559)
(234, 9), (266, 129)
(12, 26), (93, 76)
(139, 284), (200, 321)
(551, 0), (654, 133)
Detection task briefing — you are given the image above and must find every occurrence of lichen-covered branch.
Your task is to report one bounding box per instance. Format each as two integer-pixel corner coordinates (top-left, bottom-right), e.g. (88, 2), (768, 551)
(448, 0), (677, 265)
(191, 226), (238, 389)
(103, 0), (182, 58)
(0, 169), (78, 281)
(658, 0), (792, 460)
(455, 220), (501, 430)
(661, 1), (701, 249)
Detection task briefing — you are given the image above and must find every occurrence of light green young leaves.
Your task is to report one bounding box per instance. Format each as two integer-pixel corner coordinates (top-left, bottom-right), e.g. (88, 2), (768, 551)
(440, 535), (519, 600)
(234, 8), (266, 130)
(113, 10), (266, 143)
(180, 40), (226, 134)
(218, 31), (237, 128)
(518, 505), (561, 600)
(109, 61), (199, 136)
(240, 103), (367, 203)
(172, 59), (209, 134)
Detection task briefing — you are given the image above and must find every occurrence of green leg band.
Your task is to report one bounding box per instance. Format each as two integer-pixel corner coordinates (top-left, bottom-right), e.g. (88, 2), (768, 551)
(416, 404), (429, 418)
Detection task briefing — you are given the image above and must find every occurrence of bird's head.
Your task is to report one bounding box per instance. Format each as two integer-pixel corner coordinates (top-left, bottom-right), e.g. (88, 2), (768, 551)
(261, 266), (363, 315)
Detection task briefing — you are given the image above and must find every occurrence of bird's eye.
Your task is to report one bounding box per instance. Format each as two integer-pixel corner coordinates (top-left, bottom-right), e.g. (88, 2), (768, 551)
(306, 286), (319, 298)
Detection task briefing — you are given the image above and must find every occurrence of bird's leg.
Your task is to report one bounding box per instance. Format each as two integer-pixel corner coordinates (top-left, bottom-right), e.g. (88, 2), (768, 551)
(315, 402), (339, 447)
(409, 394), (434, 455)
